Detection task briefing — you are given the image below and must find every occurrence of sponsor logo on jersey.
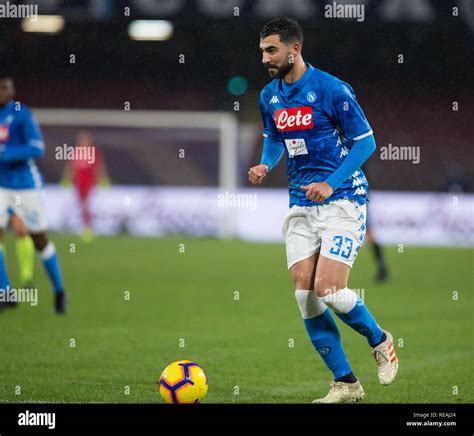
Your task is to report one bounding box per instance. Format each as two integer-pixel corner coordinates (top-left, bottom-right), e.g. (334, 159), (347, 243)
(269, 95), (279, 104)
(284, 138), (308, 157)
(274, 106), (313, 132)
(0, 124), (9, 142)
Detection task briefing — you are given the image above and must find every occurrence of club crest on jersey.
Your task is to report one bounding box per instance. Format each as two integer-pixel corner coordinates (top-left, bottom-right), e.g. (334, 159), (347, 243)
(274, 106), (313, 132)
(306, 91), (316, 103)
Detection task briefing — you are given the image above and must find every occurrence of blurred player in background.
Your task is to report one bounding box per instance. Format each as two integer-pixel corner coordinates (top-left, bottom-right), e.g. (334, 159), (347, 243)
(365, 207), (389, 282)
(61, 130), (109, 242)
(249, 18), (398, 403)
(0, 75), (67, 314)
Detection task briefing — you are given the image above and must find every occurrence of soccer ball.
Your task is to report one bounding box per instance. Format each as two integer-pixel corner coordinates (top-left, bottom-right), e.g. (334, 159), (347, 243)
(158, 360), (208, 404)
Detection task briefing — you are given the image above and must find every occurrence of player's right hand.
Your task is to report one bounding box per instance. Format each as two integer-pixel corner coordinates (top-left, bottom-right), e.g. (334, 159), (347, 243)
(248, 164), (269, 185)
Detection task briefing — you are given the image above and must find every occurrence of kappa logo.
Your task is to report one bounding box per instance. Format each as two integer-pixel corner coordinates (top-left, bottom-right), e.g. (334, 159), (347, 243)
(318, 347), (331, 357)
(269, 95), (279, 104)
(274, 106), (313, 132)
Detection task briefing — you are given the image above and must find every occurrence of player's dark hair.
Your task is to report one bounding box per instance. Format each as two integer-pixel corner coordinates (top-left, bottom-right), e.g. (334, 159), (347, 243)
(260, 17), (303, 47)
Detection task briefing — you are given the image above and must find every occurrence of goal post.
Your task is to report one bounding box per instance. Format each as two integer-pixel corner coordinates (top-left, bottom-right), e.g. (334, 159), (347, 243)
(34, 109), (240, 238)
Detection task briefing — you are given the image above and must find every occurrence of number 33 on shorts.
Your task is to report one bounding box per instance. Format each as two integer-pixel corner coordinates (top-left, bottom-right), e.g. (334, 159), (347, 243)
(329, 235), (354, 260)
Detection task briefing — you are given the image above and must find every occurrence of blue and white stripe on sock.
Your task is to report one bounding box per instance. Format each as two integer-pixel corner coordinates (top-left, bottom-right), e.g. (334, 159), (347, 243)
(295, 289), (353, 379)
(39, 242), (64, 295)
(318, 287), (384, 347)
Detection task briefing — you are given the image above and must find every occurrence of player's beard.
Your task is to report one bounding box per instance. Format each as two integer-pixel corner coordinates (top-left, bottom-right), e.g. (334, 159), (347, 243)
(266, 56), (294, 79)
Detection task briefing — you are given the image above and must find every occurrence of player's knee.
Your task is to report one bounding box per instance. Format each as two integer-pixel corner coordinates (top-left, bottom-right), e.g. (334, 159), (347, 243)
(291, 270), (313, 290)
(30, 232), (48, 251)
(294, 278), (312, 290)
(314, 276), (337, 297)
(15, 227), (29, 237)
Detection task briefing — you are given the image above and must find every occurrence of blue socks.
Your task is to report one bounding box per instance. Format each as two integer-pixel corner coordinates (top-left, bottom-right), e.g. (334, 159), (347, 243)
(304, 309), (353, 379)
(0, 245), (11, 292)
(296, 287), (385, 382)
(295, 289), (353, 380)
(336, 300), (384, 347)
(1, 241), (64, 299)
(40, 242), (64, 294)
(319, 287), (384, 347)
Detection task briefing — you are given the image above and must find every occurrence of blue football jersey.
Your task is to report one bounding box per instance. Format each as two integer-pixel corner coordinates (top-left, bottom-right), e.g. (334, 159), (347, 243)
(259, 63), (373, 207)
(0, 100), (45, 189)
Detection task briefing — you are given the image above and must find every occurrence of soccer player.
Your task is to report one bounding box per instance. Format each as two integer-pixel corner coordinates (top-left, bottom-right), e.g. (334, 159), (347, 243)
(61, 130), (109, 242)
(249, 18), (398, 403)
(0, 75), (67, 314)
(365, 208), (389, 282)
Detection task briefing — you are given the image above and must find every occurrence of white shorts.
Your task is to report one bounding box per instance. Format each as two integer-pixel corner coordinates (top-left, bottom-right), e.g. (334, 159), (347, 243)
(0, 188), (48, 233)
(282, 199), (366, 269)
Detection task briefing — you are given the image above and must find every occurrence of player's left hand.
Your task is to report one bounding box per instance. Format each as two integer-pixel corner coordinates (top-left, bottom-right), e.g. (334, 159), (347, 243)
(300, 182), (334, 203)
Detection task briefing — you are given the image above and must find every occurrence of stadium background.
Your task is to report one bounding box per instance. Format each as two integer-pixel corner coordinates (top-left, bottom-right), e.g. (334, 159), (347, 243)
(0, 0), (472, 404)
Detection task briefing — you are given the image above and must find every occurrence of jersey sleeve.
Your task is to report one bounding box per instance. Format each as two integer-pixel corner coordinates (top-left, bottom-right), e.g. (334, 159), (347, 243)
(259, 93), (285, 171)
(21, 107), (45, 152)
(326, 81), (373, 142)
(325, 134), (376, 190)
(0, 107), (45, 162)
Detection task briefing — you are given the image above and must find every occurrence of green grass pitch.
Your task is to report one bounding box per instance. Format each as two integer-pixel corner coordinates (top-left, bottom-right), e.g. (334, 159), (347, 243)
(0, 234), (472, 403)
